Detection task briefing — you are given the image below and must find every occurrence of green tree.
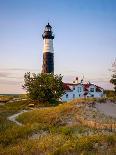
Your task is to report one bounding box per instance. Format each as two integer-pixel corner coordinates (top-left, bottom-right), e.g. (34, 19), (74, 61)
(110, 59), (116, 92)
(23, 73), (65, 102)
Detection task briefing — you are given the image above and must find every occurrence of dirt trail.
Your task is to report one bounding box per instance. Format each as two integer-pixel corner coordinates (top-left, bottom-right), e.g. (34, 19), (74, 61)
(7, 107), (50, 126)
(8, 110), (28, 126)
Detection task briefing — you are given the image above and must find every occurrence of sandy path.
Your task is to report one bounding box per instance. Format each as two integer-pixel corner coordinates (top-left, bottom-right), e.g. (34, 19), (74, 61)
(7, 107), (50, 126)
(95, 102), (116, 118)
(8, 110), (28, 126)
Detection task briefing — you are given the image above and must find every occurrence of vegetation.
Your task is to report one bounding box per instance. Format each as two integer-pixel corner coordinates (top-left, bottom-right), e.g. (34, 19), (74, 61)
(104, 90), (116, 99)
(110, 58), (116, 92)
(0, 97), (116, 154)
(0, 95), (13, 102)
(23, 72), (65, 103)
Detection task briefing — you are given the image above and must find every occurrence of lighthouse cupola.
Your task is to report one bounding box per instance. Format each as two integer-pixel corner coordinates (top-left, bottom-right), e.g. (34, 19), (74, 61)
(42, 23), (54, 39)
(42, 23), (54, 73)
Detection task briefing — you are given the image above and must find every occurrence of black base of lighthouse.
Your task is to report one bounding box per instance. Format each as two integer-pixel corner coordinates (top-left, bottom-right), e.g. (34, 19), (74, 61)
(42, 52), (54, 73)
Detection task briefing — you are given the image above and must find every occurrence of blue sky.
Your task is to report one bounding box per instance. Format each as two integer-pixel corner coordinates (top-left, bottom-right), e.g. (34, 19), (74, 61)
(0, 0), (116, 93)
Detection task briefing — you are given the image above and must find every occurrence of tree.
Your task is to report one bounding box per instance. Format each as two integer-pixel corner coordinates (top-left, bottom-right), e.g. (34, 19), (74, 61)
(23, 72), (65, 102)
(110, 58), (116, 92)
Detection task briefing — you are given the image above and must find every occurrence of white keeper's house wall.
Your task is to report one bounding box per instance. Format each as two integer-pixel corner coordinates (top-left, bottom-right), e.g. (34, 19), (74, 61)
(61, 79), (104, 102)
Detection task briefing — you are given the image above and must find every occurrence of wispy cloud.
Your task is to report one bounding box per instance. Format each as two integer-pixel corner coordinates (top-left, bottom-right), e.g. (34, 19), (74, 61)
(0, 72), (23, 80)
(86, 78), (110, 83)
(0, 69), (113, 93)
(0, 67), (41, 82)
(0, 68), (39, 79)
(0, 78), (25, 94)
(0, 68), (38, 71)
(0, 72), (10, 78)
(0, 79), (23, 85)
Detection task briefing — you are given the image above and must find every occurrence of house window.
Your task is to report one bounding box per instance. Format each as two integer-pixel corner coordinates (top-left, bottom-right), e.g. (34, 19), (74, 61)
(66, 94), (68, 98)
(78, 87), (79, 92)
(73, 86), (75, 90)
(73, 94), (75, 98)
(90, 88), (94, 92)
(77, 88), (79, 92)
(79, 94), (80, 97)
(91, 94), (94, 97)
(78, 87), (81, 92)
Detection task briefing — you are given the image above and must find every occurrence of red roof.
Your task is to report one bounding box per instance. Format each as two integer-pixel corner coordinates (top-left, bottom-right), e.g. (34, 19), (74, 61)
(63, 82), (103, 92)
(96, 86), (102, 92)
(63, 83), (71, 91)
(64, 83), (80, 86)
(83, 84), (90, 90)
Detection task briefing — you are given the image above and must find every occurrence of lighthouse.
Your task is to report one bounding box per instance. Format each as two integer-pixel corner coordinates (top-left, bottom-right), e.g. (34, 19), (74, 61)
(42, 23), (54, 73)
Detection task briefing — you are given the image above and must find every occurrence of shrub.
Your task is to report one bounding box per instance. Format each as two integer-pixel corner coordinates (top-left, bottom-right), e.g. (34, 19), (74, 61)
(23, 73), (64, 103)
(96, 98), (106, 103)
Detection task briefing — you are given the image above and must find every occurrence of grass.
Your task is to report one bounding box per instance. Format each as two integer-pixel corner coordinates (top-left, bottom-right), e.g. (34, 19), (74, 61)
(0, 134), (116, 154)
(17, 102), (75, 126)
(0, 97), (116, 154)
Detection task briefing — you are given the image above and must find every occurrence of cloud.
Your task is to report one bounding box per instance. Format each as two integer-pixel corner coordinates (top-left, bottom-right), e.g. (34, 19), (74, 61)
(0, 78), (25, 94)
(0, 72), (10, 78)
(0, 67), (42, 83)
(0, 68), (38, 71)
(0, 72), (23, 80)
(0, 79), (23, 85)
(0, 68), (39, 79)
(0, 69), (113, 93)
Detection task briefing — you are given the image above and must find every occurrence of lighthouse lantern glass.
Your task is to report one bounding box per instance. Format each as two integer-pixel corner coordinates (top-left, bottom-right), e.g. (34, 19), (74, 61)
(45, 26), (51, 32)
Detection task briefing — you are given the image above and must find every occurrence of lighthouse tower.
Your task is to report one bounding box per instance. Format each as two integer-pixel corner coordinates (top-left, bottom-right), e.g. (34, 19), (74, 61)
(42, 23), (54, 73)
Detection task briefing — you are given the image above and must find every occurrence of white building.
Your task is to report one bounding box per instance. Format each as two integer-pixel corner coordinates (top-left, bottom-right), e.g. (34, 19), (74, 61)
(61, 78), (104, 102)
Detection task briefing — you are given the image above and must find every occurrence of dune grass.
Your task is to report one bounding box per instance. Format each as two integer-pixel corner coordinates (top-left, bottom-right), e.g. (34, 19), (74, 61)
(0, 133), (116, 155)
(0, 98), (116, 154)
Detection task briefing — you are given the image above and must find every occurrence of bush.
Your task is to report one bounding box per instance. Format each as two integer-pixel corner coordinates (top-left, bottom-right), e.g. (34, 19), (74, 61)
(23, 73), (65, 103)
(96, 98), (106, 103)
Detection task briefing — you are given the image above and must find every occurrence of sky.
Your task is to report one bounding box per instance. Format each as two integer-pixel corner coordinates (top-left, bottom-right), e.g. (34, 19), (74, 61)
(0, 0), (116, 93)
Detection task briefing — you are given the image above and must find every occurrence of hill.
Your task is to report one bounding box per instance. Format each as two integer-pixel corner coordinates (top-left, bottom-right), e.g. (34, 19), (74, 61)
(0, 98), (116, 154)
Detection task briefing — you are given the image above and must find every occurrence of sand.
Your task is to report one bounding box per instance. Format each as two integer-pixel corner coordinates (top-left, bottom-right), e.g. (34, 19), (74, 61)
(8, 110), (28, 126)
(95, 102), (116, 118)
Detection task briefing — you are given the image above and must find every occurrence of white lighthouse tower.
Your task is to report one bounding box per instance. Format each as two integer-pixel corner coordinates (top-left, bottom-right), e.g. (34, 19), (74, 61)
(42, 23), (54, 73)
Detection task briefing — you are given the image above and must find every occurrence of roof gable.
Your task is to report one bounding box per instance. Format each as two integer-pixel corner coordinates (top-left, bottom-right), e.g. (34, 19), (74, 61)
(63, 82), (103, 92)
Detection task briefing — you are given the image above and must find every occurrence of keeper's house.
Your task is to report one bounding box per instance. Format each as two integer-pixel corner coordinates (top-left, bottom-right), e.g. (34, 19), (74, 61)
(61, 78), (104, 102)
